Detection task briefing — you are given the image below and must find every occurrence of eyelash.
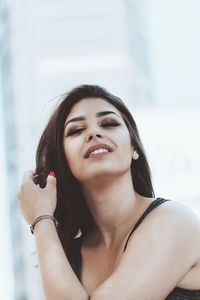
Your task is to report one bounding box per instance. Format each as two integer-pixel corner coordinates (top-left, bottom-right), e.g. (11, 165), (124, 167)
(66, 122), (120, 136)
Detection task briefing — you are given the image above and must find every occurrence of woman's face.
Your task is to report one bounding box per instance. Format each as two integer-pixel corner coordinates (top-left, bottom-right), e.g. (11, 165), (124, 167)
(63, 98), (133, 183)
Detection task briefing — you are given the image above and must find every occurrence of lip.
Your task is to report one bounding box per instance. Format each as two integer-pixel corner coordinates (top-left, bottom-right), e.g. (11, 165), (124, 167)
(84, 143), (113, 158)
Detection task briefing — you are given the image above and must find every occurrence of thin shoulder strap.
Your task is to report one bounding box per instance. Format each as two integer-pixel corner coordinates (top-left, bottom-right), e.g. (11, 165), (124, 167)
(123, 198), (171, 252)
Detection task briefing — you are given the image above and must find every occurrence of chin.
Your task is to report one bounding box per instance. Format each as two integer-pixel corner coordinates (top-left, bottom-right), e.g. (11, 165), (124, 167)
(76, 168), (130, 184)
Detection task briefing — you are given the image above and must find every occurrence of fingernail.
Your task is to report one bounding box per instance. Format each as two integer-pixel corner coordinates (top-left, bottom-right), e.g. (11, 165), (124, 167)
(49, 171), (56, 178)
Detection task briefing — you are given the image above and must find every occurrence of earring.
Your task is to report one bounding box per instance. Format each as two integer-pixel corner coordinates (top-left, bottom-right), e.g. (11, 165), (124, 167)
(133, 150), (139, 160)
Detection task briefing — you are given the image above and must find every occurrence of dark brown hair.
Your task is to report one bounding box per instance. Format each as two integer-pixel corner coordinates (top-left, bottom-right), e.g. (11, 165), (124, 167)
(35, 84), (155, 253)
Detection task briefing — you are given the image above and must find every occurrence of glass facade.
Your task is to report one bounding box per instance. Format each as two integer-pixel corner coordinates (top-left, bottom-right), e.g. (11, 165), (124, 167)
(0, 0), (26, 299)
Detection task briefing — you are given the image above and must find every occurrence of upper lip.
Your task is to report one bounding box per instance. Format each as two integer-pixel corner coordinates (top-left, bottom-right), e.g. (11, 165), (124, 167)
(84, 143), (113, 158)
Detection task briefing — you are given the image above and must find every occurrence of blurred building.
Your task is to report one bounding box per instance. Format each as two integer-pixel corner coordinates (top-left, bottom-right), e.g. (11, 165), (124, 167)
(1, 0), (152, 299)
(0, 0), (26, 299)
(0, 31), (15, 300)
(124, 0), (153, 105)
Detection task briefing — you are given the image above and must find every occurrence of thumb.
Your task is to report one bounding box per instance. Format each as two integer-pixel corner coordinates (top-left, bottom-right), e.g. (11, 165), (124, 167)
(49, 171), (56, 178)
(47, 171), (56, 185)
(46, 172), (57, 192)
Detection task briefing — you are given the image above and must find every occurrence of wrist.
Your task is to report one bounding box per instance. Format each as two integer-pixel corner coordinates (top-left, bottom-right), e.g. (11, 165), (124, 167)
(34, 218), (56, 234)
(30, 215), (59, 234)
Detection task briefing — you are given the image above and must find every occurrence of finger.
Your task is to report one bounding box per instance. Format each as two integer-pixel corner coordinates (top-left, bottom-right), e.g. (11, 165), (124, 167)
(47, 173), (56, 181)
(31, 168), (37, 176)
(22, 170), (35, 183)
(49, 171), (56, 178)
(46, 173), (56, 187)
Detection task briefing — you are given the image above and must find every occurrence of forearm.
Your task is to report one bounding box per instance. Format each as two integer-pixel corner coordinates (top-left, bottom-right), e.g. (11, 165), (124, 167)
(34, 219), (89, 300)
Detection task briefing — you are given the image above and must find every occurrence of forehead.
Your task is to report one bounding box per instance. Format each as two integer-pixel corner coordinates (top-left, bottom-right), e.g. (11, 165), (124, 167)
(66, 97), (121, 119)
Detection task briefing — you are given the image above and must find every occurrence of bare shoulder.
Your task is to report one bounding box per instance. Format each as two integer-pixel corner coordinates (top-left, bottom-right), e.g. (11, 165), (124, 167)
(172, 200), (200, 257)
(134, 198), (200, 233)
(155, 199), (200, 237)
(136, 198), (200, 261)
(155, 198), (200, 220)
(90, 199), (200, 299)
(121, 198), (200, 289)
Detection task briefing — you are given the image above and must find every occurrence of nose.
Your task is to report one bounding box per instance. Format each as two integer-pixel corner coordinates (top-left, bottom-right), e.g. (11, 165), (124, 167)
(86, 133), (103, 142)
(85, 128), (104, 142)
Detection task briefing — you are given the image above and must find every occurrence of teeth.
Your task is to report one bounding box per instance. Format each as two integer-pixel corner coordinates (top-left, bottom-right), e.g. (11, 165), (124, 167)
(89, 148), (109, 156)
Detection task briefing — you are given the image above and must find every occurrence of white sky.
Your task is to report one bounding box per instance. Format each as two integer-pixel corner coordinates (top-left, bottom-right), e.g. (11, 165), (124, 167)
(148, 0), (200, 106)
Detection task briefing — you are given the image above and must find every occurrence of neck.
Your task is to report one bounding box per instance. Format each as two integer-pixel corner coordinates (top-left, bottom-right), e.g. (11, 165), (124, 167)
(81, 172), (150, 250)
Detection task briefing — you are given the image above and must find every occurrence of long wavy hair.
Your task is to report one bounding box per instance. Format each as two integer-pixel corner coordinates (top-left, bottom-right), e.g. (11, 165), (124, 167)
(35, 84), (155, 253)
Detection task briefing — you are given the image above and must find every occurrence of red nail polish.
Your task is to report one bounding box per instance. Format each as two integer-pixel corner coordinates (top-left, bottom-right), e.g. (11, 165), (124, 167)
(49, 171), (56, 178)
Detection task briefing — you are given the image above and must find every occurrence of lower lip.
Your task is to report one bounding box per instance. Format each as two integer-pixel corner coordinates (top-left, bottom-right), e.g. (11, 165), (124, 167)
(88, 151), (110, 159)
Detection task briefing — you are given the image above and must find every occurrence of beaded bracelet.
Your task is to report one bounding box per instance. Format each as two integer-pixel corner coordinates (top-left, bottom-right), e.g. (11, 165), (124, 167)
(30, 215), (59, 234)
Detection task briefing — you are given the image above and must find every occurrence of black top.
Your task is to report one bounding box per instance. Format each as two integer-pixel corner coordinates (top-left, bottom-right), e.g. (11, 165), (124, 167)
(66, 198), (200, 299)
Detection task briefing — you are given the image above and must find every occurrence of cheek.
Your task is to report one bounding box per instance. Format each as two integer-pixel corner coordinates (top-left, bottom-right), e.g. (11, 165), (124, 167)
(116, 132), (133, 162)
(63, 140), (81, 171)
(116, 129), (132, 150)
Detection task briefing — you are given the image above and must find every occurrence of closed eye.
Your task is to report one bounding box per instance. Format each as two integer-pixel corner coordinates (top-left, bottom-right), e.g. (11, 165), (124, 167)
(66, 128), (85, 136)
(101, 122), (120, 128)
(65, 121), (120, 137)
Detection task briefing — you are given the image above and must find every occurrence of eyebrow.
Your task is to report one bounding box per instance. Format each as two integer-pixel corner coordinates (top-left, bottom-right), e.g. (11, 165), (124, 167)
(64, 110), (120, 128)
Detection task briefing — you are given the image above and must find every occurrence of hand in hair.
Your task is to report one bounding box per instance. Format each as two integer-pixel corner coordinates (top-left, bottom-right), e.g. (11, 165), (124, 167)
(17, 170), (57, 224)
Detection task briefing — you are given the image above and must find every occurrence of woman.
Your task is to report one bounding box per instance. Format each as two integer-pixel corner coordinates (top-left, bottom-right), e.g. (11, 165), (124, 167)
(18, 85), (200, 300)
